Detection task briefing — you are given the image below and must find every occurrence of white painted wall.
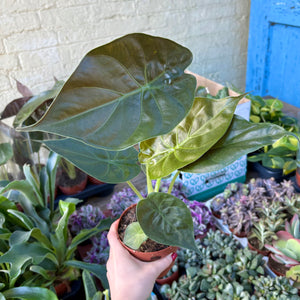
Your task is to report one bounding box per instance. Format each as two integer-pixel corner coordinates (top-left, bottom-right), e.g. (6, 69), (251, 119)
(1, 0), (250, 109)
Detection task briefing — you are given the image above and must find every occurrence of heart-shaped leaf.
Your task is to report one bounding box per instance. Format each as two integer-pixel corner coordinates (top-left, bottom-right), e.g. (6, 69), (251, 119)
(139, 95), (243, 179)
(137, 192), (199, 252)
(43, 137), (140, 183)
(22, 33), (196, 151)
(123, 221), (148, 250)
(182, 115), (288, 173)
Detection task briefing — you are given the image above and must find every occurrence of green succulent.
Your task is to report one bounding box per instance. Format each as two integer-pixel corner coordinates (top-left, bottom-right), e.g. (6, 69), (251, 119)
(251, 275), (300, 300)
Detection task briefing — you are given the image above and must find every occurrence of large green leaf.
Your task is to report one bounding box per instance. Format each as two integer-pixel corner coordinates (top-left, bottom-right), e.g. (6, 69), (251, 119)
(21, 33), (196, 150)
(139, 95), (243, 179)
(65, 260), (108, 290)
(0, 243), (53, 282)
(50, 201), (75, 263)
(3, 287), (58, 300)
(43, 138), (140, 183)
(181, 115), (288, 173)
(1, 180), (40, 207)
(137, 192), (198, 252)
(0, 143), (13, 166)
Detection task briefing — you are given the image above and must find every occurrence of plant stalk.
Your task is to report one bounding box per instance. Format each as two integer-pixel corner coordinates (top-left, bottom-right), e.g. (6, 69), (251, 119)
(168, 171), (180, 194)
(146, 165), (154, 194)
(126, 181), (144, 200)
(154, 178), (161, 192)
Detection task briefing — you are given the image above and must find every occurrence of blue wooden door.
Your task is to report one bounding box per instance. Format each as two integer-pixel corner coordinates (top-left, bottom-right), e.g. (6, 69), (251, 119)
(246, 1), (300, 107)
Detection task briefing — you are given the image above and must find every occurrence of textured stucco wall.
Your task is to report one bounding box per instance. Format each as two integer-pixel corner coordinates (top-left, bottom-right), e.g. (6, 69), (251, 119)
(1, 0), (250, 109)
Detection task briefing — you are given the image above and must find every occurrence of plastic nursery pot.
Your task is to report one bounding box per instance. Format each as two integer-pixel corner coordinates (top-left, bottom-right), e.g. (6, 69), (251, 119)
(117, 204), (178, 278)
(58, 175), (88, 195)
(249, 161), (294, 182)
(247, 237), (270, 257)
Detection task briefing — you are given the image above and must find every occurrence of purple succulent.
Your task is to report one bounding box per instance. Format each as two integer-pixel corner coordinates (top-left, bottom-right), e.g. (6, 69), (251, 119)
(107, 187), (140, 217)
(183, 199), (215, 236)
(69, 204), (105, 235)
(84, 231), (110, 265)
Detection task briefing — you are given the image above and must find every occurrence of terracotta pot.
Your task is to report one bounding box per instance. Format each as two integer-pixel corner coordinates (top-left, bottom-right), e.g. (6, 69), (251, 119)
(58, 175), (88, 195)
(212, 210), (221, 219)
(88, 175), (105, 185)
(156, 268), (179, 285)
(77, 243), (93, 260)
(54, 281), (71, 297)
(267, 255), (289, 277)
(55, 279), (83, 299)
(117, 204), (178, 278)
(247, 238), (270, 256)
(229, 227), (248, 238)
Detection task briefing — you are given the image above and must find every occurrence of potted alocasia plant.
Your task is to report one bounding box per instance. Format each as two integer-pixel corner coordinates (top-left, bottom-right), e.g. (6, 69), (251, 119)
(18, 33), (289, 257)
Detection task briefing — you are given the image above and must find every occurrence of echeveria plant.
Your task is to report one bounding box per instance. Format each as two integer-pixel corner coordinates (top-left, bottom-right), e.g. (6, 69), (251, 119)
(19, 33), (288, 252)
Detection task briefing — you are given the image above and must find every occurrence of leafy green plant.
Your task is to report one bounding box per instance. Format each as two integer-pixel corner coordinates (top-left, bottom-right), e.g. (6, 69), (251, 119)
(265, 234), (300, 267)
(18, 33), (288, 252)
(0, 80), (64, 180)
(247, 95), (300, 175)
(0, 152), (113, 297)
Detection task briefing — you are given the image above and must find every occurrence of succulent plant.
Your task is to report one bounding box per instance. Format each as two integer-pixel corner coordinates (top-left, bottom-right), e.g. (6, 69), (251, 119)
(68, 204), (106, 235)
(107, 187), (140, 218)
(251, 275), (300, 300)
(265, 233), (300, 267)
(182, 199), (215, 236)
(83, 231), (110, 265)
(217, 177), (299, 236)
(178, 229), (240, 269)
(285, 214), (300, 239)
(210, 195), (226, 215)
(286, 264), (300, 289)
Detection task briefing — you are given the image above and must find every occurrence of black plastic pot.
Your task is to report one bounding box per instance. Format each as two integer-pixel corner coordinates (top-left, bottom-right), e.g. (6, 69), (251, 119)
(248, 161), (295, 182)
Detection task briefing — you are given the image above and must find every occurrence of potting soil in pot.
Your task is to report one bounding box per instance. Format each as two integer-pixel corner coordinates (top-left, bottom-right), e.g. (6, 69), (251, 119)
(118, 205), (167, 252)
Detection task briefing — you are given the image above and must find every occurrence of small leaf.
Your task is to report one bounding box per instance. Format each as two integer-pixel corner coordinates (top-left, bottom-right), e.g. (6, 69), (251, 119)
(16, 80), (33, 97)
(137, 192), (199, 252)
(123, 222), (148, 250)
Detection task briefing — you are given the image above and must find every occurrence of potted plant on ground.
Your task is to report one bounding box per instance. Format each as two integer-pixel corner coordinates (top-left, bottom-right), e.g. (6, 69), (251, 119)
(0, 152), (113, 297)
(19, 33), (288, 261)
(247, 95), (300, 180)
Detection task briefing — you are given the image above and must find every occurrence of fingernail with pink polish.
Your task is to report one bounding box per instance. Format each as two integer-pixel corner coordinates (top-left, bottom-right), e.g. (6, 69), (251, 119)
(171, 252), (177, 261)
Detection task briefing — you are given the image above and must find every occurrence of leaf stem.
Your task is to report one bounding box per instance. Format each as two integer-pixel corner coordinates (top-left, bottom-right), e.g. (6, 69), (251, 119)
(146, 165), (154, 194)
(154, 178), (161, 192)
(127, 181), (144, 200)
(168, 171), (180, 194)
